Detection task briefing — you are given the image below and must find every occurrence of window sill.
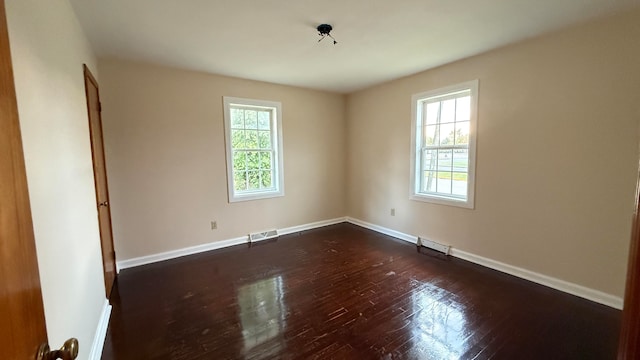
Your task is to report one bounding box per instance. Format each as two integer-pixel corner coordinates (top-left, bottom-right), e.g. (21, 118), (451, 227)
(410, 193), (474, 209)
(229, 190), (284, 203)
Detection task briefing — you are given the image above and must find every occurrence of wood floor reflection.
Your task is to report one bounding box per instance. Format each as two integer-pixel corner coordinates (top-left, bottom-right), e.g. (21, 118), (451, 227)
(101, 223), (621, 359)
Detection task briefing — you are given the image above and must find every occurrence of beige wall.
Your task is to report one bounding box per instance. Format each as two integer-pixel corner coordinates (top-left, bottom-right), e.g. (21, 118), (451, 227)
(6, 0), (106, 358)
(98, 60), (346, 260)
(347, 10), (640, 298)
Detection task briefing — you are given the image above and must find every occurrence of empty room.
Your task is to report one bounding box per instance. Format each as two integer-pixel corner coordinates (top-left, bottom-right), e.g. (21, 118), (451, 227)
(2, 0), (640, 359)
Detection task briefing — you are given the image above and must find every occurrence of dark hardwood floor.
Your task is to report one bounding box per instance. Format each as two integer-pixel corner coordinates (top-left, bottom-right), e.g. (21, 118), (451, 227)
(101, 223), (621, 360)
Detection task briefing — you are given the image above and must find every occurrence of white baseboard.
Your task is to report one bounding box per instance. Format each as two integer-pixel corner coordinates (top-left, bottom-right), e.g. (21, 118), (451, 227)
(117, 235), (248, 270)
(279, 217), (347, 236)
(345, 217), (623, 309)
(346, 217), (417, 244)
(88, 300), (112, 360)
(117, 217), (347, 270)
(450, 248), (624, 309)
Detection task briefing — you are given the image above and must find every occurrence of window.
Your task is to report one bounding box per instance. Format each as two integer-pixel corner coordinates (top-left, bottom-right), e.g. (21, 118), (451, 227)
(223, 97), (284, 202)
(410, 80), (478, 209)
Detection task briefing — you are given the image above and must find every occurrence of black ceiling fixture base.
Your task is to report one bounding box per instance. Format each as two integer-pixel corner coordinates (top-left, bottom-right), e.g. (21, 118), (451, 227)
(317, 24), (337, 45)
(317, 24), (333, 35)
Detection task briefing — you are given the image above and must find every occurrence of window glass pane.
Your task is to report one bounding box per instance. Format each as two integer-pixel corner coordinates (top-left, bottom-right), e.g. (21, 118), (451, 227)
(245, 130), (258, 149)
(437, 172), (452, 194)
(424, 125), (437, 146)
(258, 111), (270, 130)
(452, 172), (468, 197)
(231, 129), (245, 149)
(246, 151), (260, 170)
(233, 151), (246, 171)
(234, 171), (247, 191)
(423, 149), (436, 170)
(247, 171), (260, 190)
(456, 96), (470, 121)
(245, 110), (258, 129)
(423, 171), (437, 192)
(260, 170), (272, 188)
(453, 149), (468, 172)
(425, 102), (440, 125)
(437, 150), (452, 171)
(258, 111), (271, 130)
(260, 152), (272, 170)
(439, 122), (455, 146)
(231, 109), (244, 128)
(455, 121), (470, 145)
(441, 99), (456, 124)
(258, 131), (271, 149)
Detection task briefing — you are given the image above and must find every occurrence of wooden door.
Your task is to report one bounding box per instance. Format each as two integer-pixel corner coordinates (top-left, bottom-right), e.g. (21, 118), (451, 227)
(83, 65), (117, 298)
(0, 0), (48, 358)
(618, 170), (640, 359)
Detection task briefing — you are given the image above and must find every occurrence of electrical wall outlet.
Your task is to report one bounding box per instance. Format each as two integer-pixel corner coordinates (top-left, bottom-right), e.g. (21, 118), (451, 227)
(390, 208), (396, 216)
(211, 221), (217, 230)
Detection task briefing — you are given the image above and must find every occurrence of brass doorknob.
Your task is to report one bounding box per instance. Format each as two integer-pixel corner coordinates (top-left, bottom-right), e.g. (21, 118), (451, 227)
(36, 338), (79, 360)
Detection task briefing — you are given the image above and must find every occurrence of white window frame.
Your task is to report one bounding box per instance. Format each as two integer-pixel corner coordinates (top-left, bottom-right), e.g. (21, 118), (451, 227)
(223, 96), (284, 202)
(410, 80), (478, 209)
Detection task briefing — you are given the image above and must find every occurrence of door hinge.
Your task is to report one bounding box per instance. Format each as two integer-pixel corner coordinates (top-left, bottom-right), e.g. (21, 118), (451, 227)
(98, 101), (102, 113)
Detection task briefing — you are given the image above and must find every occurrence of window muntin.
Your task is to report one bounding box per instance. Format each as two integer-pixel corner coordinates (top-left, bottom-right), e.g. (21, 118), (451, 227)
(411, 81), (478, 209)
(224, 97), (284, 202)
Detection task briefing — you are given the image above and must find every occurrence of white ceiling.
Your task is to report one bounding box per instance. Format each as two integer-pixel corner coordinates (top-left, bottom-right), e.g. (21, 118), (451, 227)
(68, 0), (640, 93)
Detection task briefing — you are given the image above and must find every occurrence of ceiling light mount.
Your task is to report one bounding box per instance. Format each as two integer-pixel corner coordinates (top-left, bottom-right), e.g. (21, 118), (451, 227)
(317, 24), (337, 45)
